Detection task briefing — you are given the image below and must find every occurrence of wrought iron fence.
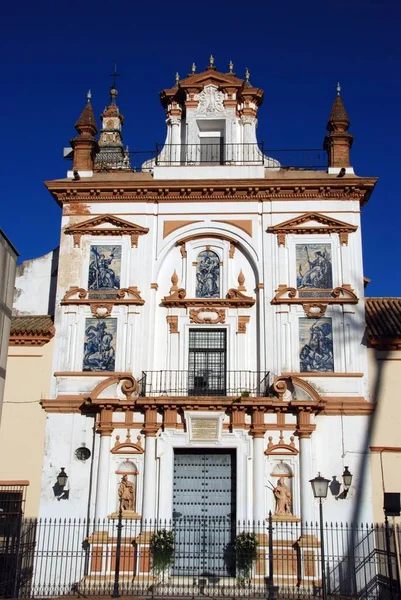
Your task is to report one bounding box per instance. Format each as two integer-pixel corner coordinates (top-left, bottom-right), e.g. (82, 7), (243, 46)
(138, 370), (271, 397)
(92, 144), (328, 171)
(1, 515), (400, 599)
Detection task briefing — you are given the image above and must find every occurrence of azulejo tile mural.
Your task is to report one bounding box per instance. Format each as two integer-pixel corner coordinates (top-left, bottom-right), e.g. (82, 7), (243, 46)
(88, 245), (121, 291)
(296, 244), (332, 289)
(299, 317), (334, 372)
(83, 318), (117, 372)
(195, 250), (220, 298)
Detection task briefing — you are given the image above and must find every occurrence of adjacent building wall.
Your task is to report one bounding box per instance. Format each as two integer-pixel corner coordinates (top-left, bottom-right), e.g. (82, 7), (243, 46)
(369, 346), (401, 522)
(0, 339), (54, 517)
(0, 230), (18, 423)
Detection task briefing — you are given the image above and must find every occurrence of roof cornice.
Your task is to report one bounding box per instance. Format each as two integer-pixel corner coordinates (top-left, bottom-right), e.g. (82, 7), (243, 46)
(45, 176), (378, 207)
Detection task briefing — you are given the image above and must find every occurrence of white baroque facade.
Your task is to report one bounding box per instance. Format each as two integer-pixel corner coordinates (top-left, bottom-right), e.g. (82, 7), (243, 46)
(12, 60), (380, 589)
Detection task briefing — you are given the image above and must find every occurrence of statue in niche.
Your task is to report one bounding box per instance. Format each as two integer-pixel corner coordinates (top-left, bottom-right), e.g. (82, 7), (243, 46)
(273, 478), (292, 515)
(196, 250), (220, 298)
(118, 475), (136, 511)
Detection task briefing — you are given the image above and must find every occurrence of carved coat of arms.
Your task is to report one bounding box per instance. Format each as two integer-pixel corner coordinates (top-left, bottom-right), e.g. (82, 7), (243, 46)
(197, 86), (225, 115)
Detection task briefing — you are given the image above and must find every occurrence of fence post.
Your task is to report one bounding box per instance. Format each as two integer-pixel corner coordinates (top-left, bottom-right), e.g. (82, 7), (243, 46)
(112, 496), (124, 597)
(267, 510), (275, 600)
(385, 515), (394, 600)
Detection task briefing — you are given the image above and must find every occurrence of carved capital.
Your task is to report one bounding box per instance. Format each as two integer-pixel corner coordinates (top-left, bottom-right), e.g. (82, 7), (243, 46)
(237, 315), (250, 333)
(166, 315), (178, 333)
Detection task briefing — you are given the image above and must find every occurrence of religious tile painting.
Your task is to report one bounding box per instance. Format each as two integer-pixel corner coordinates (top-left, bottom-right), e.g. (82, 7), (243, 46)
(296, 244), (332, 289)
(83, 318), (117, 372)
(88, 245), (121, 291)
(195, 250), (220, 298)
(299, 317), (334, 373)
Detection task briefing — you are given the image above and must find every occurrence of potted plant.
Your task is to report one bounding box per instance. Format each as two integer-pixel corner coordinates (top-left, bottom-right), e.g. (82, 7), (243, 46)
(149, 528), (175, 581)
(234, 531), (258, 583)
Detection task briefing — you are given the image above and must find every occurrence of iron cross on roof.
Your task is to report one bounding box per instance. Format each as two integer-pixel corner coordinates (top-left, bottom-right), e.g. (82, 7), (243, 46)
(109, 64), (121, 89)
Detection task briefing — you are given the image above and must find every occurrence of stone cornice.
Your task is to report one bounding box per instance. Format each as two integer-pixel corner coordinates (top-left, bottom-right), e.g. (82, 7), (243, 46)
(9, 331), (54, 347)
(39, 393), (372, 416)
(161, 288), (256, 308)
(45, 177), (378, 207)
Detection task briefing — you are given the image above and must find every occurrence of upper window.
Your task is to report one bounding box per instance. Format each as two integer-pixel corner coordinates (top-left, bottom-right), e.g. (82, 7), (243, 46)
(195, 250), (220, 298)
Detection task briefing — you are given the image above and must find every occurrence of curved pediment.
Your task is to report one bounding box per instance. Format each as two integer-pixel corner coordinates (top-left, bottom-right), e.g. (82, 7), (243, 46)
(111, 431), (144, 455)
(273, 375), (322, 404)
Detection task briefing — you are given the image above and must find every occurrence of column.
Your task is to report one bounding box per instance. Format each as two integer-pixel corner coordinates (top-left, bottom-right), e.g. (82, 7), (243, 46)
(339, 241), (351, 287)
(240, 116), (256, 163)
(94, 431), (112, 521)
(141, 408), (159, 525)
(251, 408), (266, 523)
(168, 116), (181, 164)
(299, 435), (314, 525)
(252, 434), (266, 523)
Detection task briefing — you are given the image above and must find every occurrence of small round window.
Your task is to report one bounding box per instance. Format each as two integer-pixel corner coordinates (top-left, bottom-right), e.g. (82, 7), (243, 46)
(75, 447), (91, 461)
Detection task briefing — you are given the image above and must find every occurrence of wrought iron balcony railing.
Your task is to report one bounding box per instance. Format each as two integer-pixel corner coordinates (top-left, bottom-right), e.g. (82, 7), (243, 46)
(92, 144), (328, 172)
(138, 370), (271, 397)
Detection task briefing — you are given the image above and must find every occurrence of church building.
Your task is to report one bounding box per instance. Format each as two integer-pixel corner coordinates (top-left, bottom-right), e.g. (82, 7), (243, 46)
(11, 57), (381, 592)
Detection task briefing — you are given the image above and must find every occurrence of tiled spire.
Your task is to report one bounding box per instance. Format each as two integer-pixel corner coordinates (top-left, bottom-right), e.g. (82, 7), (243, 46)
(95, 84), (130, 170)
(70, 91), (98, 173)
(324, 84), (353, 169)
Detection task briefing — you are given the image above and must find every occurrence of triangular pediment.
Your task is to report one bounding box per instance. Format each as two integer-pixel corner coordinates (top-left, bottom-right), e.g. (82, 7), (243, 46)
(180, 69), (244, 89)
(267, 212), (357, 246)
(64, 214), (149, 248)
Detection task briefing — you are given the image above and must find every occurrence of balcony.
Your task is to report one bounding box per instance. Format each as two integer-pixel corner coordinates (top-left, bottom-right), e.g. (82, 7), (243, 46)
(93, 144), (328, 172)
(138, 370), (271, 397)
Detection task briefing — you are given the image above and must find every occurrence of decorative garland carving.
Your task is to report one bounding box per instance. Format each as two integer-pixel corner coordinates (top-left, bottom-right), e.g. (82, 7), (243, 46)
(272, 285), (358, 307)
(162, 288), (255, 308)
(61, 286), (145, 316)
(189, 308), (225, 324)
(303, 303), (327, 318)
(64, 214), (149, 248)
(267, 212), (358, 246)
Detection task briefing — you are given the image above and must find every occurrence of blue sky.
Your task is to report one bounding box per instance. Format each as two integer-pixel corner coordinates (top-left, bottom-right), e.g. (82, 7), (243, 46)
(1, 0), (400, 296)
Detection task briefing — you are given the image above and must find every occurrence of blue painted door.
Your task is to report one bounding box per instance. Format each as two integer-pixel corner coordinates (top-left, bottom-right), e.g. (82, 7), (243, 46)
(172, 450), (236, 576)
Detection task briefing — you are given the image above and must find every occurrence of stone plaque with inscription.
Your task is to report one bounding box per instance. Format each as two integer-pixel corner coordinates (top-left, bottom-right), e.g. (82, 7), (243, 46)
(191, 418), (219, 441)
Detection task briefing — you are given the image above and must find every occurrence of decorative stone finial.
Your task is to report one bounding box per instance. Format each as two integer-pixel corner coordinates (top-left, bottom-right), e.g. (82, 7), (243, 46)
(191, 62), (196, 74)
(209, 55), (214, 67)
(170, 269), (179, 291)
(228, 60), (234, 74)
(109, 86), (118, 105)
(87, 89), (92, 103)
(245, 68), (250, 83)
(237, 269), (246, 291)
(175, 72), (180, 86)
(336, 82), (341, 96)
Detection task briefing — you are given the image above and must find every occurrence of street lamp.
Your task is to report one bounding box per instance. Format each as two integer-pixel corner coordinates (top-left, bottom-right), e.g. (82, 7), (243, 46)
(57, 468), (68, 488)
(342, 466), (353, 497)
(310, 473), (330, 600)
